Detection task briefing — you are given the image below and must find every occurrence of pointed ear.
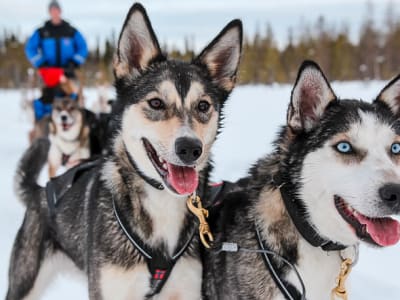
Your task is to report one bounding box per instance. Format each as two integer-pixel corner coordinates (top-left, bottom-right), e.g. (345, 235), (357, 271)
(194, 19), (243, 93)
(376, 74), (400, 115)
(287, 60), (336, 132)
(114, 3), (164, 79)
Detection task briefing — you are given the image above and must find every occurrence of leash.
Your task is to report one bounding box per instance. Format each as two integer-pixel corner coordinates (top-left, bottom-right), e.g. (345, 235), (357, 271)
(255, 224), (305, 300)
(215, 237), (306, 300)
(112, 194), (196, 298)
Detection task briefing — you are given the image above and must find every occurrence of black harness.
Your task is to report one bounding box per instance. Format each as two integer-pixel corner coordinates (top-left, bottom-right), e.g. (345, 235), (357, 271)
(45, 158), (196, 298)
(61, 153), (70, 166)
(112, 196), (196, 298)
(46, 159), (101, 217)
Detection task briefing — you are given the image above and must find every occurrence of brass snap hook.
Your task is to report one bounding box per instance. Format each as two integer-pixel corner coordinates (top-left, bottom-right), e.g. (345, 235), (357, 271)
(186, 194), (214, 248)
(331, 258), (353, 300)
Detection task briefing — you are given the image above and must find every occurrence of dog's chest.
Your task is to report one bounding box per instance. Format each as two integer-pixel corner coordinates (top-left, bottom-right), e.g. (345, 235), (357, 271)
(99, 256), (202, 300)
(287, 239), (342, 300)
(141, 186), (189, 255)
(50, 134), (80, 153)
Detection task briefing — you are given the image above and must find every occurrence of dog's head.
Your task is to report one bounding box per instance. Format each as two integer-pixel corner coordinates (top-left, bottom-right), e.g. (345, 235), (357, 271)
(51, 96), (82, 134)
(113, 3), (242, 196)
(282, 60), (400, 248)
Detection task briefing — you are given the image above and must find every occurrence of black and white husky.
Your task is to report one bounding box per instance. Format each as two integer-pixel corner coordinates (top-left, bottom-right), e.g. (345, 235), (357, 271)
(7, 3), (242, 299)
(203, 61), (400, 300)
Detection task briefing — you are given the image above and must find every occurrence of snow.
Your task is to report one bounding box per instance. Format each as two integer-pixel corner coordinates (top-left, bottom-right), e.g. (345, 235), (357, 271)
(1, 82), (400, 299)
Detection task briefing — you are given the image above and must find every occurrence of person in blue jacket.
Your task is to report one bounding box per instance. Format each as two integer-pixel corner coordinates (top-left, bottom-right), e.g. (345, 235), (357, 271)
(26, 1), (88, 121)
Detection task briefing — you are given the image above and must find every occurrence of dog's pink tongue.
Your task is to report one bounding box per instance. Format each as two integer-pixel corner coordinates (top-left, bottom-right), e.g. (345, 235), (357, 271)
(356, 214), (400, 246)
(166, 163), (198, 195)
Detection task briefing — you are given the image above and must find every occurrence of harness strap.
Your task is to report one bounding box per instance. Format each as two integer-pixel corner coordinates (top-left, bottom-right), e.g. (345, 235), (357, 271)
(45, 159), (101, 217)
(255, 225), (303, 300)
(112, 195), (195, 298)
(61, 153), (70, 166)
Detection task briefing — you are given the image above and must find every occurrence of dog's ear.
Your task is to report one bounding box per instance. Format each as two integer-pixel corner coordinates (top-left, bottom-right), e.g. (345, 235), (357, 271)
(194, 20), (243, 93)
(287, 60), (336, 132)
(114, 3), (164, 79)
(375, 74), (400, 115)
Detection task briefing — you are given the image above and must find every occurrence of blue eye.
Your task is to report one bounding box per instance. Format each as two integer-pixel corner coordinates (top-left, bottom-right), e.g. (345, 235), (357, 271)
(391, 143), (400, 154)
(336, 142), (352, 154)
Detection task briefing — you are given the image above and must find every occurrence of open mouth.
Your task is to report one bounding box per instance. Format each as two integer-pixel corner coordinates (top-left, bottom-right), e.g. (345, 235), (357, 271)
(142, 138), (199, 195)
(61, 122), (72, 131)
(334, 195), (400, 247)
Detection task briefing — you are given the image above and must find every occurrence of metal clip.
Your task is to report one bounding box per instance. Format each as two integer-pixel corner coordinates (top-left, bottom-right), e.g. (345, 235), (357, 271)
(186, 194), (214, 248)
(331, 258), (353, 300)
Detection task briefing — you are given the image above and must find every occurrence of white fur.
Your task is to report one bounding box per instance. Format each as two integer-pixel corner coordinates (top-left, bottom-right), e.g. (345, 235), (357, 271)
(286, 238), (341, 300)
(301, 110), (400, 245)
(100, 257), (202, 300)
(142, 184), (189, 254)
(23, 252), (87, 300)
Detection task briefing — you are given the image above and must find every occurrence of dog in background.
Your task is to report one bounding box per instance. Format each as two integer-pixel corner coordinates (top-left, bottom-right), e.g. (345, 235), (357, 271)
(203, 61), (400, 300)
(48, 95), (90, 177)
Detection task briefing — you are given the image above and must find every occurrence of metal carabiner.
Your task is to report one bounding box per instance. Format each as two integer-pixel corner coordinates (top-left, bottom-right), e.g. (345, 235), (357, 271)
(186, 194), (214, 248)
(331, 258), (353, 300)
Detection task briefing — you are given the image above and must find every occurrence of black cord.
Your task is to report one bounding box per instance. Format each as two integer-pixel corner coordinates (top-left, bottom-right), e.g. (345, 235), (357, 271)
(218, 242), (306, 300)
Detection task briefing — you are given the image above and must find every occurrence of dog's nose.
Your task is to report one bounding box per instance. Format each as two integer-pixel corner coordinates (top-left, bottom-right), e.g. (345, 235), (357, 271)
(61, 115), (68, 122)
(379, 183), (400, 209)
(175, 137), (202, 164)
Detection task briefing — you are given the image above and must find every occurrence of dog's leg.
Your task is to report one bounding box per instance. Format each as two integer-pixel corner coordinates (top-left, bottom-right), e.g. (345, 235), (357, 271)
(6, 210), (50, 300)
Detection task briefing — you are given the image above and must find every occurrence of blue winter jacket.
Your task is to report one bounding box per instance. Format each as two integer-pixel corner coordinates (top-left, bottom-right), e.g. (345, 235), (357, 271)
(25, 20), (88, 68)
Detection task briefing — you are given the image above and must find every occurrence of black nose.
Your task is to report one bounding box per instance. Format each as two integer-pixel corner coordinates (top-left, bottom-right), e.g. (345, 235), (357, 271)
(175, 137), (202, 164)
(61, 115), (68, 122)
(379, 183), (400, 209)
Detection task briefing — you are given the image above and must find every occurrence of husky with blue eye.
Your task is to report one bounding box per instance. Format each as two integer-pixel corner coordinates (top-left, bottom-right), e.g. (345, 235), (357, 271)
(7, 3), (242, 299)
(203, 61), (400, 300)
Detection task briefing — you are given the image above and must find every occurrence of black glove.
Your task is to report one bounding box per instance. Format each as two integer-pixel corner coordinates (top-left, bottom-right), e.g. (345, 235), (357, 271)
(64, 61), (78, 79)
(37, 61), (49, 68)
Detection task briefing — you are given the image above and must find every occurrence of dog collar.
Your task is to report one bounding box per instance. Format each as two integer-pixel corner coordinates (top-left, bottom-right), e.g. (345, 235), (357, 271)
(275, 174), (347, 251)
(123, 144), (164, 191)
(112, 195), (196, 298)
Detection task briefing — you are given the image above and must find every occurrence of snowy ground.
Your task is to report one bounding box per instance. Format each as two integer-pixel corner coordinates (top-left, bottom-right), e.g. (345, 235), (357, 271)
(1, 82), (400, 299)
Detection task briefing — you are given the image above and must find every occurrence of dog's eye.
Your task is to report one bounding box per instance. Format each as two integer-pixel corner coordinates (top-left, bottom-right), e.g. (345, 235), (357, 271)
(335, 142), (353, 154)
(391, 143), (400, 154)
(197, 100), (210, 113)
(148, 98), (165, 110)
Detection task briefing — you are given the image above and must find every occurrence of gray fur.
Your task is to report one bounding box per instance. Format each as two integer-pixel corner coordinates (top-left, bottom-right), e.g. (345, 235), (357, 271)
(203, 61), (400, 299)
(7, 3), (242, 300)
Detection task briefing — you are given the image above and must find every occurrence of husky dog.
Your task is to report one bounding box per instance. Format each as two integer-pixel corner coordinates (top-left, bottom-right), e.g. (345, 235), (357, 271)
(203, 61), (400, 300)
(47, 96), (91, 177)
(6, 3), (242, 300)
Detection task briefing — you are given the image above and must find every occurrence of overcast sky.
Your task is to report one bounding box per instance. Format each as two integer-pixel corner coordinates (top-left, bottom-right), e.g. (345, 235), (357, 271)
(0, 0), (399, 51)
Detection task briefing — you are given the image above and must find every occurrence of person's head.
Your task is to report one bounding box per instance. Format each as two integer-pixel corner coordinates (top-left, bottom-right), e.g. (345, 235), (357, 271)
(48, 1), (62, 25)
